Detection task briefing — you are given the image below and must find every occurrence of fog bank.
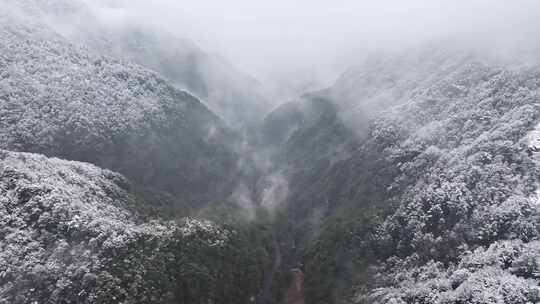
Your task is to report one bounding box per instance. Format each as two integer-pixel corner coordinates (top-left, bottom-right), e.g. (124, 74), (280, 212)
(86, 0), (540, 98)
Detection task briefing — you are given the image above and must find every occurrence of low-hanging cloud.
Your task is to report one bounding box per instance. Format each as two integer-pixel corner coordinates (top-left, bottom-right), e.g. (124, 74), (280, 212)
(82, 0), (540, 98)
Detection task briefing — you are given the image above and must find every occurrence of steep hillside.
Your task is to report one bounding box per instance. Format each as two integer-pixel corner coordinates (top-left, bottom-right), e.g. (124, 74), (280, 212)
(0, 10), (240, 208)
(262, 53), (540, 303)
(13, 0), (270, 128)
(329, 48), (490, 134)
(96, 29), (270, 129)
(0, 149), (276, 304)
(351, 59), (540, 303)
(261, 92), (357, 217)
(70, 25), (270, 129)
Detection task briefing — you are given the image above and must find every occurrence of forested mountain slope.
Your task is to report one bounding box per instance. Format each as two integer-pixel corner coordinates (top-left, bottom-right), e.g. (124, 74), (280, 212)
(11, 0), (270, 129)
(263, 53), (540, 303)
(0, 149), (274, 304)
(90, 29), (270, 129)
(0, 7), (280, 304)
(0, 9), (240, 207)
(328, 48), (488, 133)
(261, 92), (357, 220)
(353, 60), (540, 304)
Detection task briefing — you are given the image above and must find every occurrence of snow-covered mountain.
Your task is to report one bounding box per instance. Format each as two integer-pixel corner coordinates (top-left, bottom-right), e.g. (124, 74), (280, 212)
(0, 8), (241, 206)
(261, 50), (540, 303)
(91, 28), (270, 129)
(10, 0), (270, 129)
(0, 149), (271, 304)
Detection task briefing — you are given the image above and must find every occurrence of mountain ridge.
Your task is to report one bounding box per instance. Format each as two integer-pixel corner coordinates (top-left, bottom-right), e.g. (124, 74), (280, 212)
(11, 0), (271, 129)
(0, 8), (240, 208)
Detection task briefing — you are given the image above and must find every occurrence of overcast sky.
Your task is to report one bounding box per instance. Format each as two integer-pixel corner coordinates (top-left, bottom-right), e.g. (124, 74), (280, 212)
(90, 0), (540, 94)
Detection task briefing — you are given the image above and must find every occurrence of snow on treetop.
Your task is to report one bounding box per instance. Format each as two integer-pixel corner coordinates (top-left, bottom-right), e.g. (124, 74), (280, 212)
(179, 217), (231, 247)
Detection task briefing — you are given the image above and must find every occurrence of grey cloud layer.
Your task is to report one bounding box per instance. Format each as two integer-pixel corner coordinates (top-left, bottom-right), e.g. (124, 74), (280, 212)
(85, 0), (540, 97)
